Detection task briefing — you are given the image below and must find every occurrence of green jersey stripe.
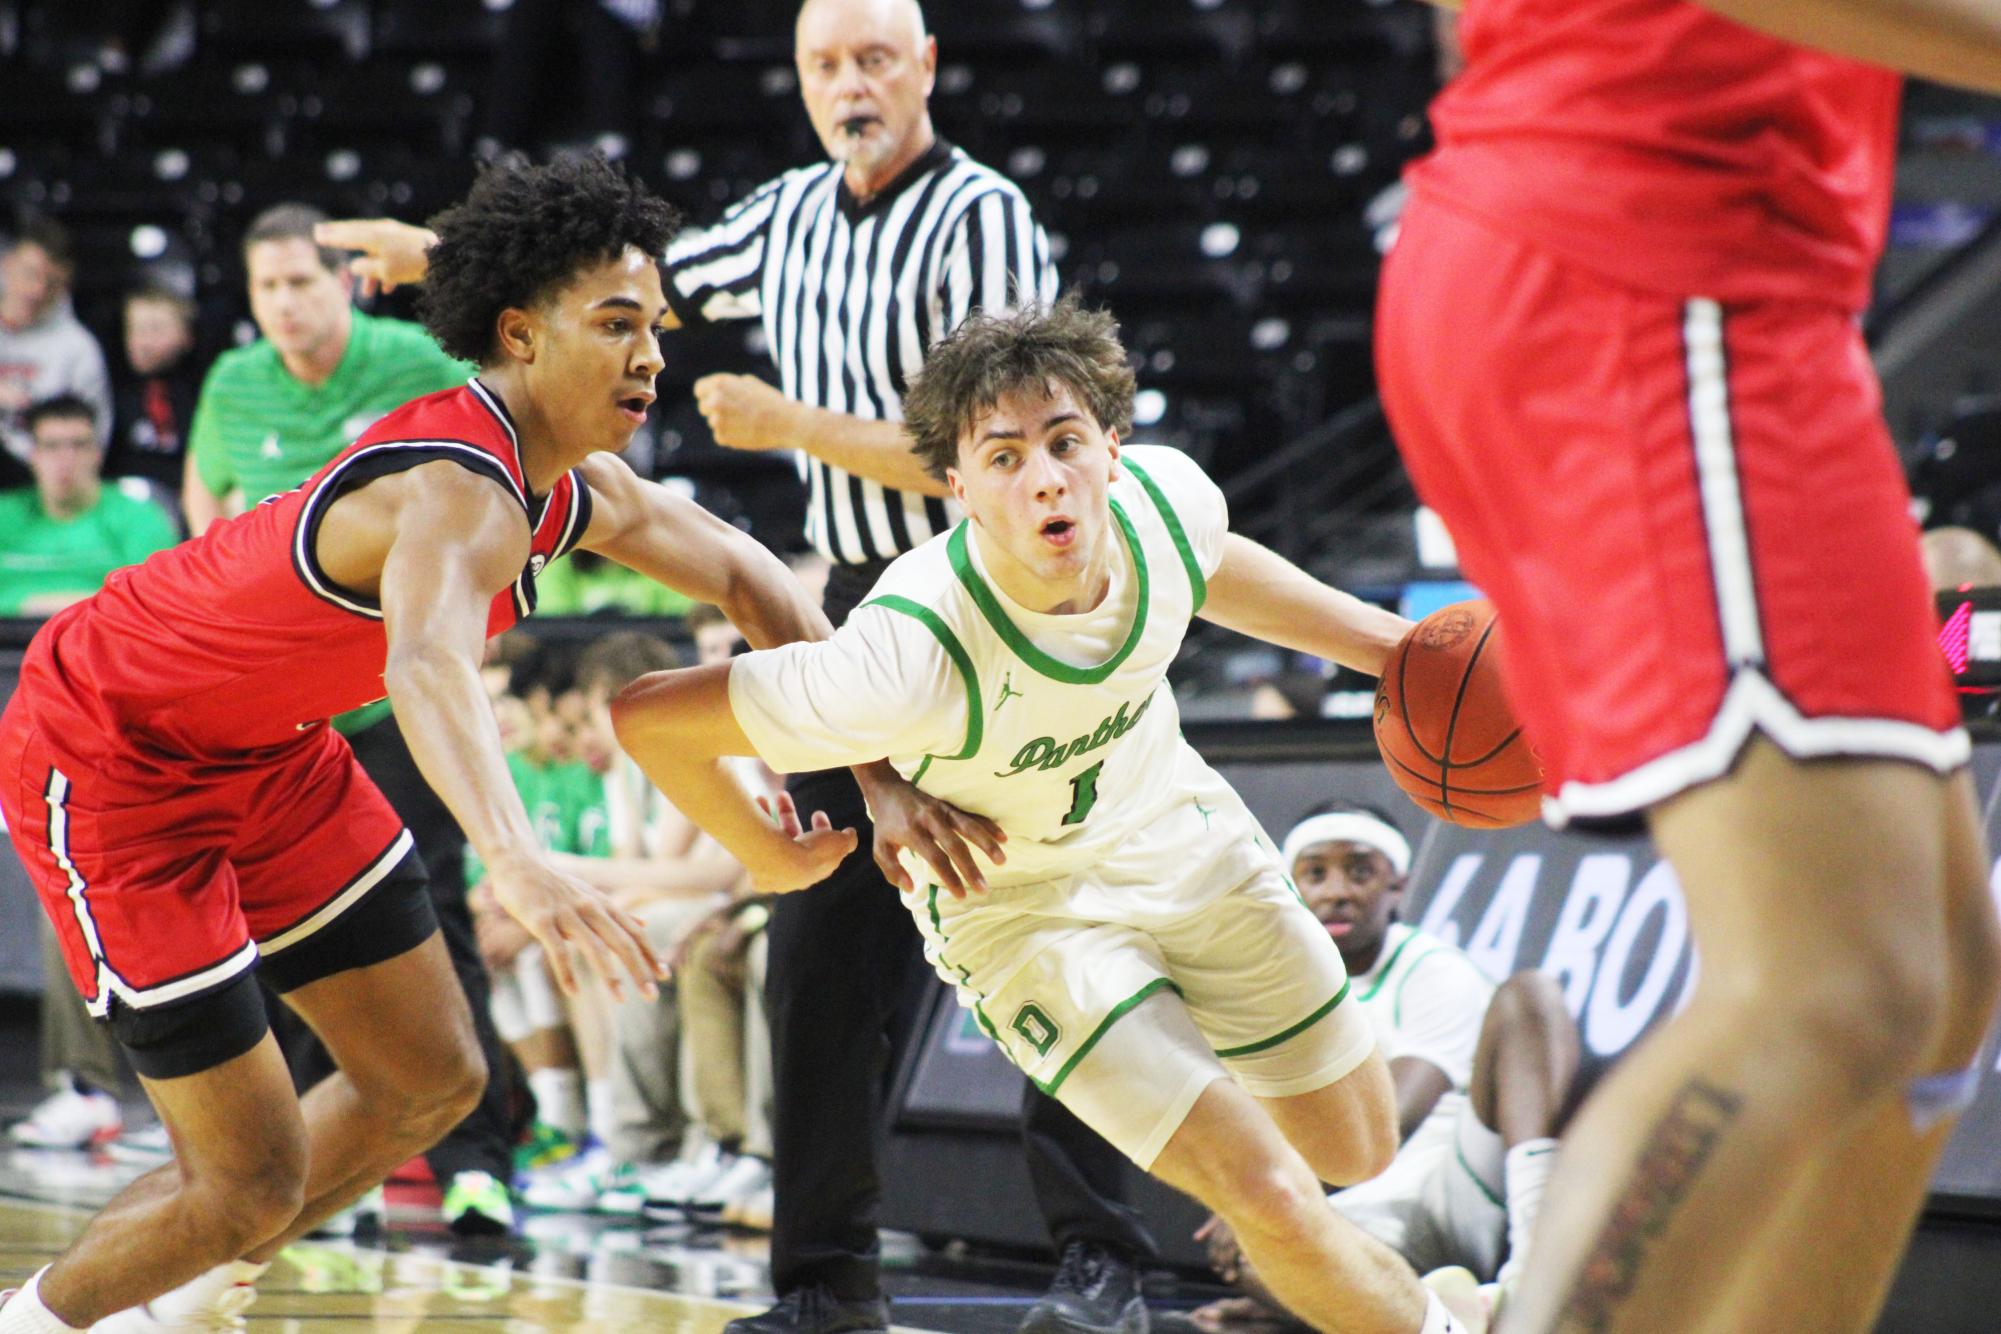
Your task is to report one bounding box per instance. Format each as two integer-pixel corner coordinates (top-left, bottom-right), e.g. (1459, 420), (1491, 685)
(1357, 926), (1419, 1003)
(1213, 977), (1352, 1058)
(864, 595), (984, 761)
(1122, 457), (1207, 612)
(1034, 976), (1183, 1096)
(945, 499), (1151, 685)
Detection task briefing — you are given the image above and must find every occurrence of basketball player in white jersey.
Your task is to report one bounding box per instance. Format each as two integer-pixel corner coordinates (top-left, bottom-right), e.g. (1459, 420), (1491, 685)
(612, 299), (1482, 1334)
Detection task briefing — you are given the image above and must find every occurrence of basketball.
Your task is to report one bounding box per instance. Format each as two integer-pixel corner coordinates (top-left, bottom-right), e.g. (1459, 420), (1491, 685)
(1373, 600), (1543, 828)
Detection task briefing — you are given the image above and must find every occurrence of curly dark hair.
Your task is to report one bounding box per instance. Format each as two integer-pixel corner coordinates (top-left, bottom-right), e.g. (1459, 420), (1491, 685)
(902, 296), (1137, 481)
(418, 153), (683, 365)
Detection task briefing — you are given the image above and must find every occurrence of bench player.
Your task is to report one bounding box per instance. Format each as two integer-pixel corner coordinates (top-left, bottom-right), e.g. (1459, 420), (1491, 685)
(0, 155), (847, 1333)
(1192, 808), (1579, 1330)
(612, 300), (1487, 1334)
(1376, 0), (2001, 1328)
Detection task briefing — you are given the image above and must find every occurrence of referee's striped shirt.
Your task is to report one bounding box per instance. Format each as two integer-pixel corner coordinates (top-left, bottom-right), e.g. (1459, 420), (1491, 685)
(663, 138), (1058, 565)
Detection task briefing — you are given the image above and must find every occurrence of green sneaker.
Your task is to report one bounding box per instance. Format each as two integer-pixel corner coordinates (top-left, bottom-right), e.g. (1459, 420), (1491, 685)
(442, 1170), (516, 1237)
(512, 1120), (579, 1174)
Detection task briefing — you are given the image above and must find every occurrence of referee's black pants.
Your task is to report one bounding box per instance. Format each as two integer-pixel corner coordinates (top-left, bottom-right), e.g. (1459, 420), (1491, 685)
(766, 563), (1155, 1302)
(267, 714), (515, 1187)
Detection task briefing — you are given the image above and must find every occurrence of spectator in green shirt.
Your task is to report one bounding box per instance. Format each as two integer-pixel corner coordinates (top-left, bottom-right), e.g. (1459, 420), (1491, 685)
(0, 394), (178, 617)
(181, 203), (470, 532)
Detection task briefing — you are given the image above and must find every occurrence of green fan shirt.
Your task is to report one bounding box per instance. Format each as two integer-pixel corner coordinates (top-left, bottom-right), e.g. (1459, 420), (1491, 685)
(0, 484), (181, 615)
(188, 310), (470, 731)
(466, 754), (612, 886)
(189, 310), (471, 505)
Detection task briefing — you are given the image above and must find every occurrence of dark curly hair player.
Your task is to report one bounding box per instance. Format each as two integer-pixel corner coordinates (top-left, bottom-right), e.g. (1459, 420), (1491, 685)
(419, 153), (682, 366)
(0, 155), (838, 1333)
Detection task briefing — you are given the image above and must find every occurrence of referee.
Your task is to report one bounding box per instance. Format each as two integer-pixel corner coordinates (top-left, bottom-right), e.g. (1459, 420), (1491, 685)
(324, 5), (1157, 1330)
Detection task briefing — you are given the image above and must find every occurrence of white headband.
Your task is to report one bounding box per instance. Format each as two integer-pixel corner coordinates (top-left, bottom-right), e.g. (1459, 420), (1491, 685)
(1281, 812), (1411, 878)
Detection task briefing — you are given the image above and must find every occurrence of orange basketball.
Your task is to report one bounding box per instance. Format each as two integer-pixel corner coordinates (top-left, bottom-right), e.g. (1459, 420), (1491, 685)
(1373, 600), (1543, 828)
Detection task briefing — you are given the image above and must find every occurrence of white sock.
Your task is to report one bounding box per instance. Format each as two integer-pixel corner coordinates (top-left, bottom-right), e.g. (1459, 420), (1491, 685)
(0, 1270), (84, 1333)
(586, 1077), (615, 1147)
(528, 1067), (586, 1137)
(1419, 1288), (1466, 1333)
(1499, 1137), (1559, 1284)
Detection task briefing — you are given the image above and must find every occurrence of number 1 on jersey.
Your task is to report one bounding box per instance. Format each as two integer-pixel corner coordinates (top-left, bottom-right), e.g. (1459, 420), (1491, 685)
(1063, 760), (1104, 826)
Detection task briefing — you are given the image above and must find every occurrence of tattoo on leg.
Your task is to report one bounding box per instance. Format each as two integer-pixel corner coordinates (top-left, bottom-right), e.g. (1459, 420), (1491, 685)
(1562, 1079), (1743, 1331)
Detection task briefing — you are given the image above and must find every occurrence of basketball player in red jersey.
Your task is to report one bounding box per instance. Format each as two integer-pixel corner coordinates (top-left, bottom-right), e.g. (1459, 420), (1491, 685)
(1378, 3), (2001, 1331)
(0, 155), (850, 1333)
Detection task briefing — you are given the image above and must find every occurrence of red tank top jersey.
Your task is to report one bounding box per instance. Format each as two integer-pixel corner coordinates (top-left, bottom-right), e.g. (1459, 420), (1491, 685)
(20, 378), (592, 759)
(1408, 0), (1901, 310)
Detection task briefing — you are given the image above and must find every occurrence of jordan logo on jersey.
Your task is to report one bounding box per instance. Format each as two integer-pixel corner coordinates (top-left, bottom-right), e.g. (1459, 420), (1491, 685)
(994, 673), (1024, 713)
(993, 692), (1154, 777)
(260, 432), (281, 458)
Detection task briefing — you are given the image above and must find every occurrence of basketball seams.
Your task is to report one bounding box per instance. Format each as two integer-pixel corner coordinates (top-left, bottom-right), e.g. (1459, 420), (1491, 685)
(1377, 748), (1542, 798)
(1375, 600), (1543, 827)
(1394, 632), (1445, 769)
(1439, 618), (1499, 820)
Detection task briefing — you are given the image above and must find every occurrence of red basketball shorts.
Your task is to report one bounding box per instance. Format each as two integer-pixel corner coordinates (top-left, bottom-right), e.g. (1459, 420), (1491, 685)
(0, 698), (411, 1017)
(1376, 194), (1967, 825)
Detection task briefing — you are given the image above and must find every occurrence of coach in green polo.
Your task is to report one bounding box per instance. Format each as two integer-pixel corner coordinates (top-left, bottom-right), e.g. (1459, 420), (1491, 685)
(179, 202), (517, 1236)
(182, 203), (469, 529)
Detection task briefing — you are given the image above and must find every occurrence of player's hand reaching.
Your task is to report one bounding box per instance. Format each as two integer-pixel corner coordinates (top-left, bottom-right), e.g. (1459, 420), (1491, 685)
(694, 373), (801, 452)
(488, 856), (666, 1001)
(750, 790), (858, 895)
(858, 762), (1007, 898)
(313, 218), (437, 297)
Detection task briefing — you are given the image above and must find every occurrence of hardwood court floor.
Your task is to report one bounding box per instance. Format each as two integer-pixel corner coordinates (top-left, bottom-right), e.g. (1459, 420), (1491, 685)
(0, 1192), (801, 1332)
(0, 1138), (1068, 1334)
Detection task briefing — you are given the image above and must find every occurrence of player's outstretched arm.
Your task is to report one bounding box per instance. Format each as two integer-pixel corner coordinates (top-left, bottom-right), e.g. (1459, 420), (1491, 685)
(1199, 533), (1413, 676)
(1694, 0), (2001, 95)
(609, 664), (858, 895)
(576, 452), (834, 649)
(316, 217), (692, 324)
(362, 462), (666, 998)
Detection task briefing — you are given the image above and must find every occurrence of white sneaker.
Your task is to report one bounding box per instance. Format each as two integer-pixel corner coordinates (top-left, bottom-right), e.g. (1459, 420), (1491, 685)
(522, 1146), (614, 1211)
(721, 1181), (773, 1231)
(638, 1141), (727, 1217)
(104, 1123), (172, 1165)
(687, 1154), (770, 1216)
(8, 1086), (122, 1150)
(92, 1261), (262, 1332)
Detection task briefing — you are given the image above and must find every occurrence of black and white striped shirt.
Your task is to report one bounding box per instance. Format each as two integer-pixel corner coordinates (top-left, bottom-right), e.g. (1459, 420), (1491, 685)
(663, 139), (1058, 564)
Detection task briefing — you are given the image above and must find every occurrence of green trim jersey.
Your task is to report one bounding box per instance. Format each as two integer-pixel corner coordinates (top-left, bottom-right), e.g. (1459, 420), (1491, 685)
(1352, 922), (1496, 1144)
(189, 311), (471, 505)
(731, 445), (1383, 1164)
(730, 445), (1268, 908)
(0, 484), (180, 615)
(1329, 924), (1509, 1276)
